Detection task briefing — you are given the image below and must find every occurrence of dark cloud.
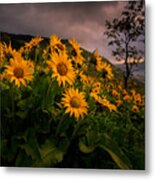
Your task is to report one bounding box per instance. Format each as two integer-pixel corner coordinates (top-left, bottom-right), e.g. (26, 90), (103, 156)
(0, 1), (127, 62)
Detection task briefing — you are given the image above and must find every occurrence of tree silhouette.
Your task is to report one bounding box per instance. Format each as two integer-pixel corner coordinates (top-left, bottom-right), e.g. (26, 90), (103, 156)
(104, 1), (145, 89)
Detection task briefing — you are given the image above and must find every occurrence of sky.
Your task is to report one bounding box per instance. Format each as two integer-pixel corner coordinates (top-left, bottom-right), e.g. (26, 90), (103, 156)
(0, 1), (143, 64)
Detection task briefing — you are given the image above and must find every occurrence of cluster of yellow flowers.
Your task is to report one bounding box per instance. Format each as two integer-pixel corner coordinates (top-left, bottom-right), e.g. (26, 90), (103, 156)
(24, 37), (43, 52)
(109, 84), (144, 113)
(0, 35), (144, 121)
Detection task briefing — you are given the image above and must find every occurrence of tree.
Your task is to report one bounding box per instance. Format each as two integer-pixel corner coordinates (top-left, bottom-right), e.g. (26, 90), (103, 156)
(104, 1), (145, 89)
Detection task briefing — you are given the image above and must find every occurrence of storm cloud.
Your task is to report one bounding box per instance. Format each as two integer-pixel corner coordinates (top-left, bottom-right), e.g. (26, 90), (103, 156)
(0, 1), (127, 62)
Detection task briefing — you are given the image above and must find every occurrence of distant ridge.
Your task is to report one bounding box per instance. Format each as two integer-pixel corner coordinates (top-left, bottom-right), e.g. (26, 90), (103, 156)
(0, 31), (49, 49)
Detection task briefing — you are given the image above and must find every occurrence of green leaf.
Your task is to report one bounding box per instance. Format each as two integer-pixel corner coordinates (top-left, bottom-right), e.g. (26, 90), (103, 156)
(17, 99), (28, 110)
(99, 133), (132, 169)
(20, 144), (41, 161)
(79, 140), (95, 154)
(78, 127), (100, 154)
(35, 139), (64, 167)
(18, 128), (41, 161)
(16, 111), (27, 119)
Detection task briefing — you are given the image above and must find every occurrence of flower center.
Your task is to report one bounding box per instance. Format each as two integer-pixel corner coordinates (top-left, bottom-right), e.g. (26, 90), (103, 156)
(13, 67), (24, 78)
(57, 63), (68, 76)
(70, 97), (80, 108)
(94, 89), (98, 93)
(56, 43), (64, 51)
(133, 107), (138, 112)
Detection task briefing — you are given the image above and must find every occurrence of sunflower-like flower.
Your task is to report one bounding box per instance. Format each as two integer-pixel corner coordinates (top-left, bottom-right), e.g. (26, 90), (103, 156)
(107, 103), (117, 112)
(90, 91), (100, 101)
(0, 72), (8, 81)
(132, 105), (139, 113)
(133, 93), (141, 104)
(76, 71), (89, 84)
(131, 89), (136, 96)
(69, 39), (84, 65)
(25, 37), (43, 51)
(116, 100), (123, 107)
(89, 49), (102, 72)
(140, 99), (145, 107)
(91, 81), (101, 93)
(3, 42), (18, 59)
(50, 35), (66, 54)
(22, 37), (43, 51)
(100, 97), (117, 112)
(47, 51), (75, 86)
(90, 82), (101, 96)
(5, 56), (34, 87)
(118, 83), (123, 90)
(123, 94), (131, 102)
(93, 49), (103, 71)
(99, 62), (113, 80)
(93, 81), (101, 89)
(61, 88), (88, 121)
(0, 41), (5, 64)
(91, 87), (100, 94)
(112, 89), (120, 98)
(122, 89), (128, 95)
(91, 94), (117, 112)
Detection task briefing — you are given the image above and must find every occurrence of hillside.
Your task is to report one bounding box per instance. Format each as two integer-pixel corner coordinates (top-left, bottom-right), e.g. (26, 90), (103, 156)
(116, 63), (145, 83)
(0, 31), (49, 49)
(0, 32), (121, 72)
(0, 31), (144, 91)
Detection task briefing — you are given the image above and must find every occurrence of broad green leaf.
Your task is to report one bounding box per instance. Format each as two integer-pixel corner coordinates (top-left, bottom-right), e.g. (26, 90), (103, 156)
(19, 144), (41, 161)
(35, 139), (64, 167)
(78, 128), (100, 154)
(99, 133), (132, 169)
(16, 111), (27, 119)
(79, 140), (95, 154)
(19, 128), (41, 161)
